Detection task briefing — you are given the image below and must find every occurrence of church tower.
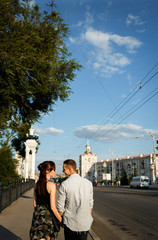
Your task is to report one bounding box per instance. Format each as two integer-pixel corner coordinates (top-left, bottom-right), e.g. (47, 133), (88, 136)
(79, 142), (97, 181)
(85, 142), (91, 153)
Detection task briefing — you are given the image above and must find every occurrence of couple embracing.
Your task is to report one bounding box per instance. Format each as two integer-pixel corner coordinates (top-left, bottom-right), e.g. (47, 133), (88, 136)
(30, 159), (94, 240)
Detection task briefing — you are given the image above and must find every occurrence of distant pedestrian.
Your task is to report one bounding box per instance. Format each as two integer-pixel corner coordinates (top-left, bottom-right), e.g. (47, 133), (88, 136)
(30, 161), (62, 240)
(57, 159), (93, 240)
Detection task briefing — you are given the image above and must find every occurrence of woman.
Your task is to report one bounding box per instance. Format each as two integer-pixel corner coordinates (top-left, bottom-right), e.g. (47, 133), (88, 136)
(30, 161), (62, 240)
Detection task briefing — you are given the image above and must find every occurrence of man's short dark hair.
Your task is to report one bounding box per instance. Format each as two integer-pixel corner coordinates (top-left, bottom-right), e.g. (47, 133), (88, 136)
(64, 159), (76, 171)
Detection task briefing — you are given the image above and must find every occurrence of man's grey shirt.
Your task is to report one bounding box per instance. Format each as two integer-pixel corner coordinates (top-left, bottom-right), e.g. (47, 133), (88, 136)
(57, 174), (94, 231)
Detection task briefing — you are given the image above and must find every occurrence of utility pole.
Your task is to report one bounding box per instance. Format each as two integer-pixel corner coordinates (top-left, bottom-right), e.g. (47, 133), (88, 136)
(109, 150), (114, 184)
(149, 132), (156, 182)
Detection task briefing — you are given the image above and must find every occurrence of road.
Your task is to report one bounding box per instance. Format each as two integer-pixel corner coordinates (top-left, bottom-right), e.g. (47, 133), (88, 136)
(91, 186), (158, 240)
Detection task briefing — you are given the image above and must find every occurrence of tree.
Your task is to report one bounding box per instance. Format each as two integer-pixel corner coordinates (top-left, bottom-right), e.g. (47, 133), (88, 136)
(0, 0), (82, 148)
(120, 168), (128, 185)
(0, 144), (19, 186)
(128, 165), (138, 184)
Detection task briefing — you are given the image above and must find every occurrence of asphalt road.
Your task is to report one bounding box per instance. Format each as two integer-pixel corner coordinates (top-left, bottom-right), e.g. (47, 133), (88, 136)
(91, 186), (158, 240)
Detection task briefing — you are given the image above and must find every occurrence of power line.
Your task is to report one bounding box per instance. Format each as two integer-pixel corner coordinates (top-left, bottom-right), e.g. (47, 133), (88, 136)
(71, 35), (117, 108)
(54, 5), (158, 154)
(86, 71), (158, 142)
(69, 28), (158, 141)
(90, 87), (158, 145)
(72, 68), (158, 155)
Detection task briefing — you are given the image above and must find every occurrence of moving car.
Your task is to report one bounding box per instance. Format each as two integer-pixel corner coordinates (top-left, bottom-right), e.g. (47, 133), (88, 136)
(130, 176), (149, 189)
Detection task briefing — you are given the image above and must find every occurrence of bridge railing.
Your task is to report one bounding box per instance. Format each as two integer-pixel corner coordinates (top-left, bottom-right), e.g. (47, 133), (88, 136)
(0, 179), (35, 212)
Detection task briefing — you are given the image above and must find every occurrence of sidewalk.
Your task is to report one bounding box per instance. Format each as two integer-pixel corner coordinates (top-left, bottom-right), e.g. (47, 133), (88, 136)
(0, 188), (98, 240)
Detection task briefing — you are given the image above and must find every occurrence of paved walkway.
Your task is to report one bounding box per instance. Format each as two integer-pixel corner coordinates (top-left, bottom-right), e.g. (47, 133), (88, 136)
(0, 188), (96, 240)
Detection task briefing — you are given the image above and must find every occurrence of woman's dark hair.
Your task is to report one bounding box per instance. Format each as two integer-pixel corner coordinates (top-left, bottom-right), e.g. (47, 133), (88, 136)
(36, 161), (55, 196)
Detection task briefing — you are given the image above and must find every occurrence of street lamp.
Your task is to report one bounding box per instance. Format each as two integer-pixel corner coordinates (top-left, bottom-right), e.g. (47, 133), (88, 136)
(109, 150), (114, 183)
(135, 134), (156, 182)
(149, 132), (156, 181)
(149, 132), (155, 154)
(102, 161), (107, 185)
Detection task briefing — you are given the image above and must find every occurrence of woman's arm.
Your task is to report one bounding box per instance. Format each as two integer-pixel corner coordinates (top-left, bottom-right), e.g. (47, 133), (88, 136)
(33, 185), (37, 208)
(47, 182), (62, 222)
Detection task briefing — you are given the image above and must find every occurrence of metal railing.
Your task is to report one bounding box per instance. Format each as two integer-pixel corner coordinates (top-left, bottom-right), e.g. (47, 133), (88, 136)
(0, 179), (35, 212)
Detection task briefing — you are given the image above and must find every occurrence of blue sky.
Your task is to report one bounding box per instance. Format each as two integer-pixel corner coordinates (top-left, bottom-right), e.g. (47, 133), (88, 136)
(31, 0), (158, 173)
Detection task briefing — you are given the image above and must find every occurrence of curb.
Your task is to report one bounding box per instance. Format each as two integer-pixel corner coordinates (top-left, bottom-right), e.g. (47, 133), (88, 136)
(89, 229), (101, 240)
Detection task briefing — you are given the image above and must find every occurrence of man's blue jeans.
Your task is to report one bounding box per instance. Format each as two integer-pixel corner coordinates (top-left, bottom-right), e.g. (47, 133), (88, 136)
(64, 225), (89, 240)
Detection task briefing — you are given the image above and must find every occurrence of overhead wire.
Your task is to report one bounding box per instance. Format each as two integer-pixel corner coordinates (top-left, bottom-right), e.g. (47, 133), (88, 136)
(90, 86), (158, 145)
(71, 56), (158, 153)
(67, 27), (158, 148)
(74, 68), (158, 152)
(70, 39), (158, 150)
(55, 4), (158, 155)
(73, 69), (158, 156)
(86, 71), (158, 141)
(72, 33), (158, 153)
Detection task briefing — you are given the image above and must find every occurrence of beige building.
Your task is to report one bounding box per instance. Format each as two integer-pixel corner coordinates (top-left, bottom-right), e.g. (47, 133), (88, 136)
(96, 153), (158, 184)
(79, 143), (97, 181)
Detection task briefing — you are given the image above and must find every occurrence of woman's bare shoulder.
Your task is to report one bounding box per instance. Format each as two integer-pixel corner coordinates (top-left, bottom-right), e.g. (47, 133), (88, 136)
(47, 181), (56, 191)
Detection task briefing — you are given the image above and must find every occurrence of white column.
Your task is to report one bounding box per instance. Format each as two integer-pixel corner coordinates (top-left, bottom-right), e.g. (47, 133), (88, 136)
(150, 153), (155, 183)
(24, 139), (38, 180)
(30, 149), (36, 179)
(24, 145), (29, 179)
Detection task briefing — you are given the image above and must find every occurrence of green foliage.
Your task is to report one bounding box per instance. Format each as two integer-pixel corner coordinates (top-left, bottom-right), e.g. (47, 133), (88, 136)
(128, 166), (138, 184)
(0, 144), (19, 186)
(115, 175), (120, 181)
(0, 0), (82, 149)
(120, 168), (128, 185)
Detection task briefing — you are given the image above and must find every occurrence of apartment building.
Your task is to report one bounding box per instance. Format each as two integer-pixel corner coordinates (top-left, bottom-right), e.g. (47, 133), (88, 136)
(96, 153), (158, 184)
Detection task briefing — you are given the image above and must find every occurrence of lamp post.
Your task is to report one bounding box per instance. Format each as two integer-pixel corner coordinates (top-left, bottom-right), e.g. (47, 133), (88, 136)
(109, 150), (114, 184)
(149, 132), (155, 153)
(135, 135), (156, 183)
(102, 161), (107, 185)
(149, 132), (156, 181)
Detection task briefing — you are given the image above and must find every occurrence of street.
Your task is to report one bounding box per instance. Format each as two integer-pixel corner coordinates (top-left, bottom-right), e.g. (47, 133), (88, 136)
(91, 186), (158, 240)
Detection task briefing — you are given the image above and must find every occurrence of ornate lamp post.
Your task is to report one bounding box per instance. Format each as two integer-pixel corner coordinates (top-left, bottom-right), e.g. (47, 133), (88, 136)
(149, 132), (156, 182)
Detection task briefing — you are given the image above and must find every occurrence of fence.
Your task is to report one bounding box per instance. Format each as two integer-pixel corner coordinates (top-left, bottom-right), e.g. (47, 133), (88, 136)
(0, 179), (35, 212)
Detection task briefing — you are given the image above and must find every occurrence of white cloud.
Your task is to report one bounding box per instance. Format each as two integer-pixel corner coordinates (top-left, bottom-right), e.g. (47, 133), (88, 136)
(80, 28), (142, 76)
(35, 127), (64, 136)
(83, 28), (142, 51)
(71, 21), (83, 28)
(69, 37), (76, 44)
(74, 124), (158, 143)
(110, 34), (142, 50)
(82, 28), (112, 53)
(108, 53), (131, 67)
(126, 14), (145, 26)
(85, 11), (94, 25)
(136, 29), (146, 33)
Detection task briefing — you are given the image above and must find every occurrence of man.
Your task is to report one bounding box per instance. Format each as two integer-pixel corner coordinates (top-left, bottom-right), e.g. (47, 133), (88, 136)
(57, 159), (93, 240)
